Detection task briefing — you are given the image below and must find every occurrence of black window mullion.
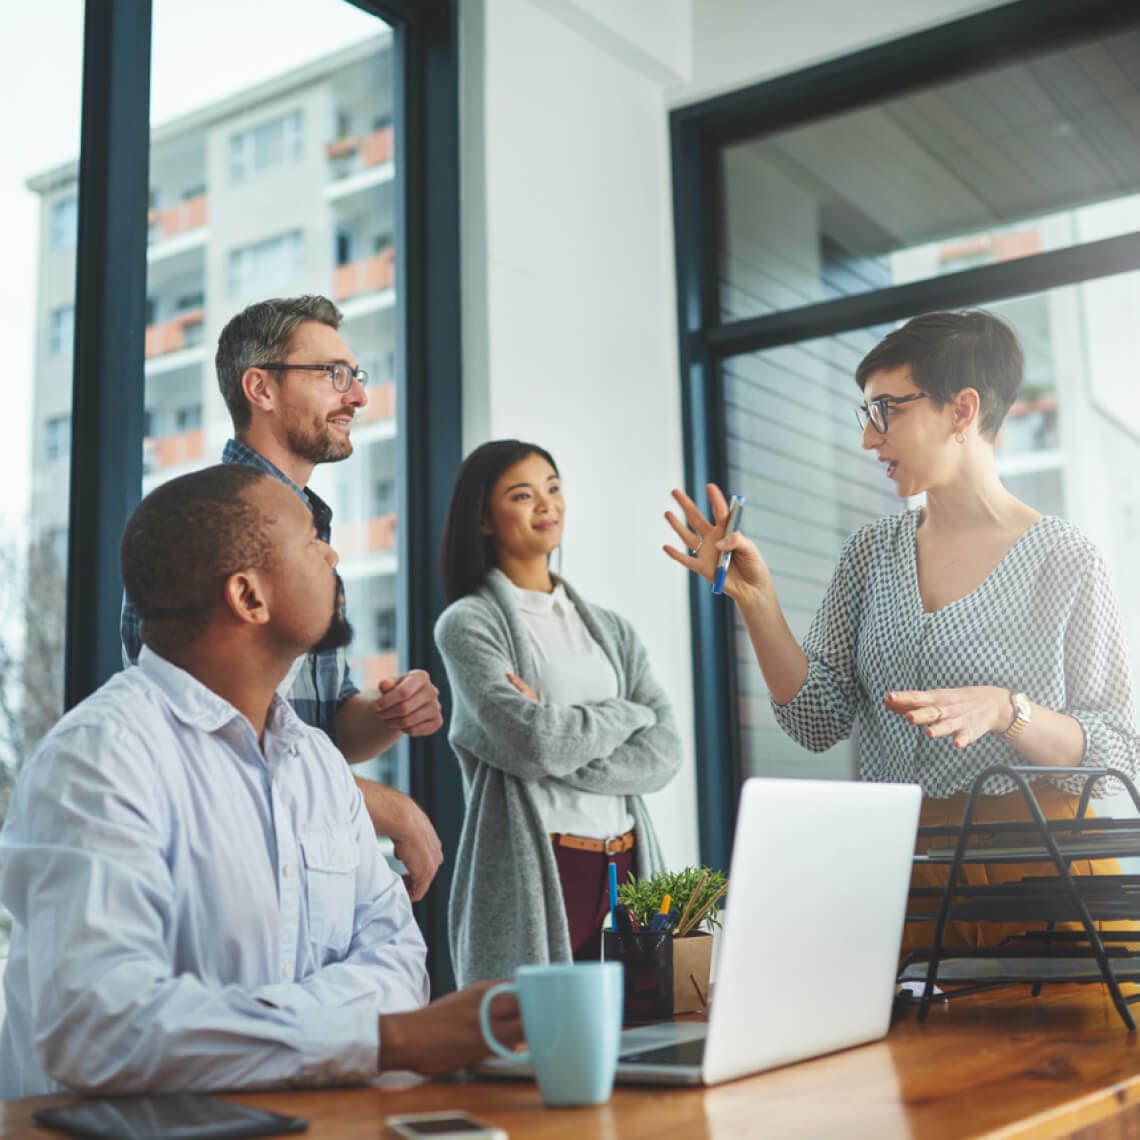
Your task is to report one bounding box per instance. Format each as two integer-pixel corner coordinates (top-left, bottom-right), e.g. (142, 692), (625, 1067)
(65, 0), (151, 710)
(671, 112), (741, 873)
(706, 230), (1140, 359)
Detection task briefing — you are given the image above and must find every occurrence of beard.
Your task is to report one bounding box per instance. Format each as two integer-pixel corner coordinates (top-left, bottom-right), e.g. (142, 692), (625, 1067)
(284, 414), (354, 465)
(310, 572), (355, 653)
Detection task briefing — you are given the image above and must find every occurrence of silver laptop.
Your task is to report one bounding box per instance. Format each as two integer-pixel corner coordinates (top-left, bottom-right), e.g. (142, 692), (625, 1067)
(478, 776), (921, 1087)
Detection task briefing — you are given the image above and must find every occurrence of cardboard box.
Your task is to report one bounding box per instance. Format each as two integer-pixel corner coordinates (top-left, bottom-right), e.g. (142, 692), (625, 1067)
(672, 932), (714, 1015)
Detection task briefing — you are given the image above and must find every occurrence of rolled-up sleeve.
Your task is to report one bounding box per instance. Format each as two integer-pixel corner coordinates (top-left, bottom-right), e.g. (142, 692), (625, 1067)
(1063, 549), (1140, 780)
(772, 532), (868, 753)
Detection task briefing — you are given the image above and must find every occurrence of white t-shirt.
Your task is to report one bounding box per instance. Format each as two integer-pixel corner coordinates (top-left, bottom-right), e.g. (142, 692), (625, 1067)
(491, 569), (635, 840)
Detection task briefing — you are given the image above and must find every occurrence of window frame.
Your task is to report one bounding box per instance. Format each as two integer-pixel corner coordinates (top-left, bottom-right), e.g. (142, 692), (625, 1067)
(669, 0), (1140, 871)
(67, 0), (462, 991)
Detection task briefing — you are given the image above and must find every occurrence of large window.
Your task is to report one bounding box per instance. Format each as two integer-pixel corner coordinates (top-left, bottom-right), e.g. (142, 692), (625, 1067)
(8, 0), (461, 989)
(673, 5), (1140, 862)
(2, 0), (84, 961)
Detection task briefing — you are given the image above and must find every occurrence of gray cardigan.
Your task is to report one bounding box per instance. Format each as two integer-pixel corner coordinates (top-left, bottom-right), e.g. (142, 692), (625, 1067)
(434, 572), (682, 985)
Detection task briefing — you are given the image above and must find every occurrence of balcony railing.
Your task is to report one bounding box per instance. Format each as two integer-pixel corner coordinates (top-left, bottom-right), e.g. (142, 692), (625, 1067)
(351, 652), (400, 692)
(359, 381), (396, 423)
(333, 513), (397, 559)
(143, 428), (204, 474)
(326, 126), (394, 179)
(333, 249), (395, 302)
(148, 194), (208, 244)
(145, 308), (206, 359)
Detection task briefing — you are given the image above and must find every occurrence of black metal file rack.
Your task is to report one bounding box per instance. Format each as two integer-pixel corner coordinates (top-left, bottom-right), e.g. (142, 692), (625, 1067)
(898, 765), (1140, 1029)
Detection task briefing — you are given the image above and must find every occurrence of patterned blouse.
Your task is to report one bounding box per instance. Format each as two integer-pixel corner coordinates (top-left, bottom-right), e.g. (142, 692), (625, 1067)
(772, 509), (1139, 798)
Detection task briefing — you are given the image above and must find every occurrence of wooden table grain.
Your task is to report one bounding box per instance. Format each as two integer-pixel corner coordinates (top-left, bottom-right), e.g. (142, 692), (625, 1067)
(4, 986), (1140, 1139)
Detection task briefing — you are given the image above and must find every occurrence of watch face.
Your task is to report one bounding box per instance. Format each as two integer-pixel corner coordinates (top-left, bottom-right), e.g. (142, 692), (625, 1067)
(1013, 692), (1031, 719)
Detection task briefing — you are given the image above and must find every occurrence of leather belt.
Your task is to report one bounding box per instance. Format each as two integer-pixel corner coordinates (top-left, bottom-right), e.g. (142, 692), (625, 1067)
(551, 829), (635, 855)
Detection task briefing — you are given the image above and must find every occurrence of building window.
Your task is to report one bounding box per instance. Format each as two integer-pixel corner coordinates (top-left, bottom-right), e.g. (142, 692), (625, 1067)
(174, 404), (202, 432)
(374, 477), (396, 515)
(375, 607), (397, 652)
(45, 414), (71, 463)
(51, 196), (78, 250)
(49, 306), (74, 356)
(228, 110), (303, 183)
(227, 230), (304, 297)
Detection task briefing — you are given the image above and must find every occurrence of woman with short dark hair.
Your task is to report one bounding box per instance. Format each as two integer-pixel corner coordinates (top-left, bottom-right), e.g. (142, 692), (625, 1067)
(666, 310), (1138, 950)
(436, 440), (681, 984)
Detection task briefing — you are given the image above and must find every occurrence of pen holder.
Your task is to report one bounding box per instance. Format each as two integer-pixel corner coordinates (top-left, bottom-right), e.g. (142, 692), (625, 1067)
(602, 930), (673, 1024)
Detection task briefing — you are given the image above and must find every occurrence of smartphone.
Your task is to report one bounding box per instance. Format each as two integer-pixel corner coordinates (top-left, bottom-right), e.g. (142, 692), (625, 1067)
(385, 1111), (507, 1140)
(33, 1094), (308, 1140)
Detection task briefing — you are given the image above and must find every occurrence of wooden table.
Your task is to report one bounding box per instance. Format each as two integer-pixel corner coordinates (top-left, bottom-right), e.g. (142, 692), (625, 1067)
(5, 986), (1140, 1139)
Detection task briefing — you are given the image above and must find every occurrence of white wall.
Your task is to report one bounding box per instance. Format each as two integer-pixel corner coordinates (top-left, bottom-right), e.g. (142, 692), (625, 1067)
(459, 0), (1009, 869)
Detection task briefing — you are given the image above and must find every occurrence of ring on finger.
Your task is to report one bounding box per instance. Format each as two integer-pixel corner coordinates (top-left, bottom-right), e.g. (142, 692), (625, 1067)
(690, 539), (704, 556)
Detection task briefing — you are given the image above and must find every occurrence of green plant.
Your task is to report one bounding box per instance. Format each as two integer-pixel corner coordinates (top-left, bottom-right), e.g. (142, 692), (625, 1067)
(617, 866), (727, 935)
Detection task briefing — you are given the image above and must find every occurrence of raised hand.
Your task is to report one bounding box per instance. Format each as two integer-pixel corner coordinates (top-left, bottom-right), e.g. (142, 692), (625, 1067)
(662, 483), (772, 605)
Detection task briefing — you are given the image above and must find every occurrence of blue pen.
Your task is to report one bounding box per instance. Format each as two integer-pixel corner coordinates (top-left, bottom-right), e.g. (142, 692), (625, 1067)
(608, 862), (619, 930)
(713, 495), (745, 596)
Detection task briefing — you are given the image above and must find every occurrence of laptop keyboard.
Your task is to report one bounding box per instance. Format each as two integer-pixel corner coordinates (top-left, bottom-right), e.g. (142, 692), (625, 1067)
(621, 1038), (707, 1067)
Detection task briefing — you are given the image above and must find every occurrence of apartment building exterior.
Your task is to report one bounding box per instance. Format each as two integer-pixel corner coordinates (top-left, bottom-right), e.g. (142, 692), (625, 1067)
(26, 33), (404, 771)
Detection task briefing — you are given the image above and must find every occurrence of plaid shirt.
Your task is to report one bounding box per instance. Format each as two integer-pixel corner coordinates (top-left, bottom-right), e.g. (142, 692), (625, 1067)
(120, 439), (359, 744)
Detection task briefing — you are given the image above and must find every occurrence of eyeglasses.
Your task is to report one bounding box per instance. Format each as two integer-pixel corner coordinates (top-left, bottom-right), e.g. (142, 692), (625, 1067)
(259, 362), (368, 393)
(855, 392), (927, 433)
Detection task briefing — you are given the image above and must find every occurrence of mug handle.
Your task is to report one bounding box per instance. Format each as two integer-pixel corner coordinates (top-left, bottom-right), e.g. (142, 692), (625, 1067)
(479, 982), (530, 1063)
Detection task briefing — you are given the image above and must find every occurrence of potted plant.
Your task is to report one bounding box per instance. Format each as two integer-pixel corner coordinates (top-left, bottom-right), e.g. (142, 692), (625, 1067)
(617, 867), (727, 1014)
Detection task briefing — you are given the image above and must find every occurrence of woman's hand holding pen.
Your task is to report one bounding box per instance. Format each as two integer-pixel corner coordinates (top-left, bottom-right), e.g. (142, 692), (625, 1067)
(663, 484), (772, 609)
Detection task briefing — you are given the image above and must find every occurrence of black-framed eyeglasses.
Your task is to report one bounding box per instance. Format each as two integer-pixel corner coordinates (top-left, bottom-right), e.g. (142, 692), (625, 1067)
(855, 392), (927, 433)
(259, 362), (368, 393)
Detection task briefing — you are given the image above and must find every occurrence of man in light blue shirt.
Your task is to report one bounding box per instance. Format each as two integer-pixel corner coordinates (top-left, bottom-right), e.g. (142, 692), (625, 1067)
(0, 465), (521, 1097)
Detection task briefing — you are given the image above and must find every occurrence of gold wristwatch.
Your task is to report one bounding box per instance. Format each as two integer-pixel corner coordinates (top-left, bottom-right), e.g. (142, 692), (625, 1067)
(1002, 691), (1032, 741)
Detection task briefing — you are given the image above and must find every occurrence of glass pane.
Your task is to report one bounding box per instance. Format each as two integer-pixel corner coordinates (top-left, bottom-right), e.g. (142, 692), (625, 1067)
(719, 27), (1140, 321)
(727, 275), (1140, 789)
(146, 3), (403, 785)
(725, 326), (898, 781)
(2, 3), (85, 957)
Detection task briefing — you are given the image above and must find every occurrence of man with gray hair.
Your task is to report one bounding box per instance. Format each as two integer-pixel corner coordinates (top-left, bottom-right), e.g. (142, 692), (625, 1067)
(123, 296), (443, 900)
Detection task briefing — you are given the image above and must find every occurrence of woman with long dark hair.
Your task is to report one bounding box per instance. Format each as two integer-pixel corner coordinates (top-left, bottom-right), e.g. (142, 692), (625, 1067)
(436, 440), (681, 984)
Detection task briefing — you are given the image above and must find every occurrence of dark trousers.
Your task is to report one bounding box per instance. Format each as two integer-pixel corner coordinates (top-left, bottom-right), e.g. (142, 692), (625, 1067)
(551, 836), (637, 961)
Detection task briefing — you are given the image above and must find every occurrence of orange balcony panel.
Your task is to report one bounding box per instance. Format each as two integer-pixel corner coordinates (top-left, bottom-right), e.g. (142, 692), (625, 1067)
(145, 308), (205, 359)
(353, 652), (400, 692)
(326, 136), (359, 159)
(368, 513), (397, 552)
(360, 126), (393, 168)
(992, 229), (1041, 263)
(333, 249), (395, 302)
(939, 234), (991, 262)
(361, 382), (396, 423)
(154, 194), (207, 240)
(153, 428), (204, 471)
(332, 513), (397, 559)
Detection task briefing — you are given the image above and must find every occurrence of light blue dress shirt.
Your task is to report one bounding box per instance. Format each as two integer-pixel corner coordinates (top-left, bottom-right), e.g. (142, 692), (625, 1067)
(0, 648), (429, 1098)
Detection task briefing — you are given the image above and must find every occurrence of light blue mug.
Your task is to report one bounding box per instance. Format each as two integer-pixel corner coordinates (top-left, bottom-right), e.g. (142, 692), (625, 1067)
(479, 961), (623, 1107)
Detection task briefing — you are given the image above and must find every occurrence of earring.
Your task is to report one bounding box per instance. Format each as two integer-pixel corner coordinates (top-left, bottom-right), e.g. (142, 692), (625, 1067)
(955, 431), (966, 445)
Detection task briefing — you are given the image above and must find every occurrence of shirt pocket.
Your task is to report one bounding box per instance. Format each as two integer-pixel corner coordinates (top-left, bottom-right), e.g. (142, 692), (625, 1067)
(299, 829), (360, 953)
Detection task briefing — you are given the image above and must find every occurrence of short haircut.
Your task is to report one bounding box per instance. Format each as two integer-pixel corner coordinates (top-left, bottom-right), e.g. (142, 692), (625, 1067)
(215, 295), (343, 430)
(440, 440), (559, 602)
(855, 310), (1023, 439)
(121, 465), (276, 655)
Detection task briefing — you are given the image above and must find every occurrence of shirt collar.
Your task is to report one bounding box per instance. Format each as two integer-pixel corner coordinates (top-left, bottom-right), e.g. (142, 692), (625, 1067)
(223, 438), (334, 541)
(138, 645), (307, 747)
(489, 567), (572, 618)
